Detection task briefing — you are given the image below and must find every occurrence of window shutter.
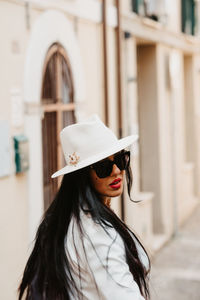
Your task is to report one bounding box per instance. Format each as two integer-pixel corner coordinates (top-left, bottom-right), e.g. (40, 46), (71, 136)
(182, 0), (196, 35)
(131, 0), (146, 16)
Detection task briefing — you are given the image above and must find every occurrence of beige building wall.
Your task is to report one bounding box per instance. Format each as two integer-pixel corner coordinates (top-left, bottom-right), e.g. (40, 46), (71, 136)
(0, 0), (200, 299)
(0, 2), (105, 299)
(155, 45), (174, 236)
(0, 2), (30, 300)
(125, 40), (154, 248)
(77, 19), (104, 120)
(166, 0), (181, 33)
(192, 55), (200, 197)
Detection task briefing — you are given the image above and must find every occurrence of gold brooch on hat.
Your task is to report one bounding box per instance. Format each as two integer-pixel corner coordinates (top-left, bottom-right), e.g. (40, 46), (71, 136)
(67, 152), (80, 166)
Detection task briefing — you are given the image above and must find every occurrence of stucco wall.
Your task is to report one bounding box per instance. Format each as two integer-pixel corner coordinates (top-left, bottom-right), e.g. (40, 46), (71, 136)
(0, 2), (30, 299)
(0, 2), (105, 299)
(0, 1), (200, 299)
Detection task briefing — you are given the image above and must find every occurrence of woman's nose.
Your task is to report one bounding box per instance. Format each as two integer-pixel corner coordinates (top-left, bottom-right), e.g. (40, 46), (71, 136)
(110, 163), (121, 176)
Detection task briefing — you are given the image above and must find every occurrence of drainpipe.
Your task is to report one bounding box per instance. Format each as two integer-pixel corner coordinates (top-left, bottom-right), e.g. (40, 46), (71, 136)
(169, 51), (179, 237)
(116, 0), (124, 220)
(116, 0), (123, 139)
(102, 0), (109, 126)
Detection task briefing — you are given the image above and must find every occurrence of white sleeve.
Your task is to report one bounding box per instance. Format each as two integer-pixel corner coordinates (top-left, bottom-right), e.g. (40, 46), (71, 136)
(80, 215), (146, 300)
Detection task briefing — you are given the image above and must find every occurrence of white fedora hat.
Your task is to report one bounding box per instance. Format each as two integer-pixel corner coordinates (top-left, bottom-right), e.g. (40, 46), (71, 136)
(51, 114), (138, 178)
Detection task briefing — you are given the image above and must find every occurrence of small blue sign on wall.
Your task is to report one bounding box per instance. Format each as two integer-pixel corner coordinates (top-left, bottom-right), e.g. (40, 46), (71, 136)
(13, 135), (29, 173)
(0, 120), (11, 178)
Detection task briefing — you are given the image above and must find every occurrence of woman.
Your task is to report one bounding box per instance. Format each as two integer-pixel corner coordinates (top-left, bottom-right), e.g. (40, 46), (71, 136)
(18, 115), (150, 300)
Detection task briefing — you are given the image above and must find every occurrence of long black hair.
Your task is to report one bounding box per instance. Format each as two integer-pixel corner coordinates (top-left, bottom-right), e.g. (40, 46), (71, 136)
(18, 163), (150, 300)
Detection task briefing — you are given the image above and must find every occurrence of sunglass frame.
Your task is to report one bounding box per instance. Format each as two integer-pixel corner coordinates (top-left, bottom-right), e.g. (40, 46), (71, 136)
(90, 150), (130, 178)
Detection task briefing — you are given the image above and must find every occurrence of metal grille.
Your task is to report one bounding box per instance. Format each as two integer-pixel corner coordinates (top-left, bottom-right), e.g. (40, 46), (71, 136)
(41, 43), (75, 211)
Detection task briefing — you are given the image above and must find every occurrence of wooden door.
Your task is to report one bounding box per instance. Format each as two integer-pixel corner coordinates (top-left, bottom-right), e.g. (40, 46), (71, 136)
(41, 43), (75, 210)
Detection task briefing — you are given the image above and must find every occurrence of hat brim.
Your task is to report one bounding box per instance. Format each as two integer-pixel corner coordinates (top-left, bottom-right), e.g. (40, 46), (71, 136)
(51, 134), (138, 178)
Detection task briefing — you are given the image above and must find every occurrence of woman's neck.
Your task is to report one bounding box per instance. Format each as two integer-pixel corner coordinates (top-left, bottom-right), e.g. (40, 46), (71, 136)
(103, 197), (111, 208)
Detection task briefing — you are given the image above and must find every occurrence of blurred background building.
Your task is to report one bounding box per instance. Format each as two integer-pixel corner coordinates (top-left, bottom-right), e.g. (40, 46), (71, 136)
(0, 0), (200, 299)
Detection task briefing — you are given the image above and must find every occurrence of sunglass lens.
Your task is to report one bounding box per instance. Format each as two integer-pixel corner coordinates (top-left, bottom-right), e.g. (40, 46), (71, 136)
(115, 151), (130, 170)
(92, 151), (130, 178)
(93, 160), (112, 178)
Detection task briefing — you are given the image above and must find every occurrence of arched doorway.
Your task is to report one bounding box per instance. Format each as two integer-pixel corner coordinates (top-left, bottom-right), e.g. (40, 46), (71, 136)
(41, 43), (75, 210)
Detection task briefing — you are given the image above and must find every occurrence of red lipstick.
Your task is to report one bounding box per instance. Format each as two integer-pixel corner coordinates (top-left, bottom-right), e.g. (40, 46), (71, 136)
(109, 178), (122, 189)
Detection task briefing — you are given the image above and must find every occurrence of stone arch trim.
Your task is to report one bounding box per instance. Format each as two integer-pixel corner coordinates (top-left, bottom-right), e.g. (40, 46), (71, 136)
(24, 9), (85, 104)
(23, 10), (85, 242)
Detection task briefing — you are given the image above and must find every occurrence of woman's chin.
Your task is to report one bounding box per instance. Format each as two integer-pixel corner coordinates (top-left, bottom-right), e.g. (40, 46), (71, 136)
(107, 188), (123, 198)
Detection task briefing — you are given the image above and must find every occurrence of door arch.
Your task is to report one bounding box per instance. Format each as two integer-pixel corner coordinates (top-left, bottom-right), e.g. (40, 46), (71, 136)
(24, 10), (86, 242)
(41, 43), (75, 210)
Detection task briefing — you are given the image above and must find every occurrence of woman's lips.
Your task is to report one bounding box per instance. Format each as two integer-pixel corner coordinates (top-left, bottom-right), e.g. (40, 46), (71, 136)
(109, 178), (122, 189)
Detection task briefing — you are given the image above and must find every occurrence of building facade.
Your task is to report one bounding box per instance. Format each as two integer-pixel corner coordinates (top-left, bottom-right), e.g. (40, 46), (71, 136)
(0, 0), (200, 299)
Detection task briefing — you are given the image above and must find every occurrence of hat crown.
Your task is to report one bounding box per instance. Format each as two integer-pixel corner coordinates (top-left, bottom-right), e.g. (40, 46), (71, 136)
(60, 115), (117, 165)
(52, 114), (138, 177)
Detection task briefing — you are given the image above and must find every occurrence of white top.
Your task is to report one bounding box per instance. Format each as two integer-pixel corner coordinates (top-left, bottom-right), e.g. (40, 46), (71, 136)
(65, 211), (148, 300)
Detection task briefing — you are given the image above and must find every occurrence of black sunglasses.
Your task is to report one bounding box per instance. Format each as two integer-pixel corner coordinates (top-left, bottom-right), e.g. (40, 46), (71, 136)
(91, 151), (130, 178)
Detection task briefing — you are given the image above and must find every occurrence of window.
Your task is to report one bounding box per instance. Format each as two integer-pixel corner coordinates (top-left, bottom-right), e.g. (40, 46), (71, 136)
(41, 43), (75, 210)
(132, 0), (147, 16)
(131, 0), (167, 22)
(181, 0), (196, 35)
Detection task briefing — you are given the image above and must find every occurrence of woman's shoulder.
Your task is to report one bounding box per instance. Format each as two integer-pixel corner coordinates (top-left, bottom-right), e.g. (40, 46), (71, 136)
(66, 210), (125, 254)
(65, 211), (147, 300)
(68, 210), (121, 246)
(80, 211), (149, 270)
(65, 210), (123, 270)
(66, 209), (149, 271)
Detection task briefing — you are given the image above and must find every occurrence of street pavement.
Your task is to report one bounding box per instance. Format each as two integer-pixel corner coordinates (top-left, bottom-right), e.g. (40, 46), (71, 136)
(150, 204), (200, 300)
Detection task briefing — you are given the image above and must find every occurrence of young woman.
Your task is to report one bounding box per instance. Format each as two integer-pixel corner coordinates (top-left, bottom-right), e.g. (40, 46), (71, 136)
(18, 115), (150, 300)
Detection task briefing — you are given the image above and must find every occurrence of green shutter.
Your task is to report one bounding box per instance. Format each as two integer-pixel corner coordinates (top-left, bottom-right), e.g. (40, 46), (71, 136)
(182, 0), (196, 35)
(131, 0), (145, 16)
(131, 0), (138, 13)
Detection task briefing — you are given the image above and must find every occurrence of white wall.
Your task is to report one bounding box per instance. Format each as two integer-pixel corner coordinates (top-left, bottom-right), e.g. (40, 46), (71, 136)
(0, 2), (30, 299)
(165, 0), (181, 33)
